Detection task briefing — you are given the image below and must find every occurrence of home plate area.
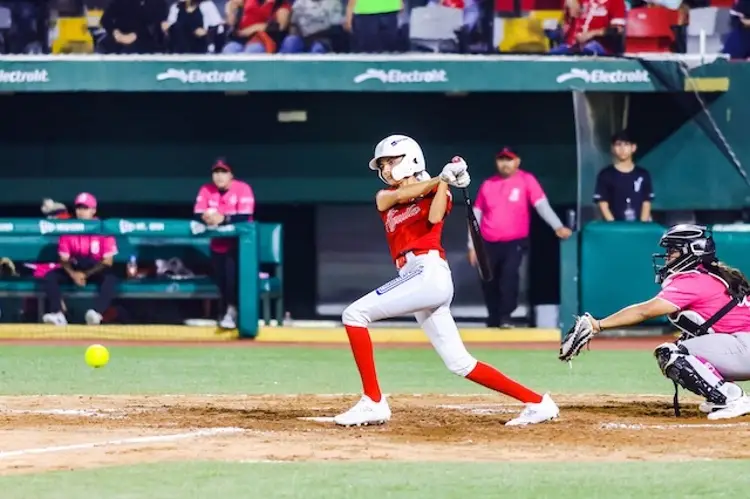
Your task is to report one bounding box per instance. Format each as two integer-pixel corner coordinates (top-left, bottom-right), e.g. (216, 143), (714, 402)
(1, 393), (749, 474)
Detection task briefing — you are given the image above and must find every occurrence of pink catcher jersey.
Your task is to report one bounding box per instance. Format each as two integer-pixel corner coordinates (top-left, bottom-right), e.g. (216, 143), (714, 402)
(657, 269), (750, 333)
(379, 187), (452, 263)
(194, 180), (255, 253)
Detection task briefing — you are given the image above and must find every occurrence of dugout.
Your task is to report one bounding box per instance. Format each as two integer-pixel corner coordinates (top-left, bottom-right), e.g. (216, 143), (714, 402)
(0, 54), (745, 330)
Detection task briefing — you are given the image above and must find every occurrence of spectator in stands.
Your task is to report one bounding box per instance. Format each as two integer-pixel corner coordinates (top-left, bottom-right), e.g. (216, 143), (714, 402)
(0, 1), (46, 54)
(549, 0), (626, 55)
(468, 148), (572, 328)
(162, 0), (223, 53)
(345, 0), (402, 52)
(222, 0), (291, 53)
(723, 0), (750, 59)
(193, 158), (255, 330)
(279, 0), (344, 53)
(42, 193), (119, 326)
(594, 131), (654, 222)
(100, 0), (168, 53)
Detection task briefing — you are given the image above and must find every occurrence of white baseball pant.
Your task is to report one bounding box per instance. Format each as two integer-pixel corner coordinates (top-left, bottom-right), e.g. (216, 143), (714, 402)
(681, 332), (750, 381)
(342, 250), (478, 377)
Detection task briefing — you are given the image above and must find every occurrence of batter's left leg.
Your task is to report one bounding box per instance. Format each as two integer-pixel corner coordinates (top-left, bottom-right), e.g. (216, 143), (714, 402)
(335, 264), (453, 427)
(415, 306), (559, 426)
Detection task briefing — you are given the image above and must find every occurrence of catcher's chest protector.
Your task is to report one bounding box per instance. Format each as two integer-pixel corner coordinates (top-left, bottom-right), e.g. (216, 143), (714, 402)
(669, 310), (716, 338)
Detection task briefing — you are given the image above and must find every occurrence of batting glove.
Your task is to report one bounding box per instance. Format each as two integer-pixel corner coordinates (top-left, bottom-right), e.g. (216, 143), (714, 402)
(444, 157), (468, 175)
(451, 171), (471, 188)
(439, 167), (457, 184)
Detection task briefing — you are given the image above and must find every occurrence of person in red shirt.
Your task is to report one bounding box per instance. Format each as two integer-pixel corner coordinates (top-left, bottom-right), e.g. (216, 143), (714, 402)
(549, 0), (626, 55)
(222, 0), (291, 53)
(332, 134), (560, 428)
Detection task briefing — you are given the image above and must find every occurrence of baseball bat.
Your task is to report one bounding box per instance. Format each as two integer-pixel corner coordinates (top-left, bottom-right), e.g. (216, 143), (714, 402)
(461, 187), (493, 282)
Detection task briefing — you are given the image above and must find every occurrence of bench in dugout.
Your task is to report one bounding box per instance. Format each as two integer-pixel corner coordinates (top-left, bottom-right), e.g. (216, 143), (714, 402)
(0, 222), (283, 326)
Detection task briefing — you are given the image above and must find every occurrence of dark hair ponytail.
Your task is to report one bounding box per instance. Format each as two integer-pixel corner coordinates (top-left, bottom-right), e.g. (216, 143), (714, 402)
(705, 259), (750, 299)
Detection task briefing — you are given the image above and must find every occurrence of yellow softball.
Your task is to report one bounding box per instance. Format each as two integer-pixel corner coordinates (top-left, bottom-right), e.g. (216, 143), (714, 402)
(85, 344), (109, 368)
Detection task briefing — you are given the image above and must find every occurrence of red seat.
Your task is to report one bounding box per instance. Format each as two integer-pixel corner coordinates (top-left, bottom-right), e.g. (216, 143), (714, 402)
(625, 6), (680, 53)
(495, 0), (535, 14)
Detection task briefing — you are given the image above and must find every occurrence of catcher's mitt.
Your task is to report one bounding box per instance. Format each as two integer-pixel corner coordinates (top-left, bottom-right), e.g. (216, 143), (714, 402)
(559, 313), (596, 362)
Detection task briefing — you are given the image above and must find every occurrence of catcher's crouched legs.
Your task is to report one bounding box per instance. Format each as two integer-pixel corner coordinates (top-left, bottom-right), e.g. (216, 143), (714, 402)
(655, 342), (744, 412)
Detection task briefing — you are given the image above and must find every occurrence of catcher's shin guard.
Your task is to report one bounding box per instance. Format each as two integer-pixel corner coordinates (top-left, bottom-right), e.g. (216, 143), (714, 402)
(655, 343), (733, 414)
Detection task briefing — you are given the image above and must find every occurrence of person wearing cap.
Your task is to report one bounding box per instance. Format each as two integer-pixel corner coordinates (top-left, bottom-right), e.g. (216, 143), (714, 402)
(594, 131), (654, 222)
(42, 192), (119, 326)
(193, 158), (256, 329)
(469, 148), (572, 328)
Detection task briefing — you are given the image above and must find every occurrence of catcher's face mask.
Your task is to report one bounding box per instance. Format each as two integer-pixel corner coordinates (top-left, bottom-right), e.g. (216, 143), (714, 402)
(653, 245), (699, 284)
(653, 225), (715, 284)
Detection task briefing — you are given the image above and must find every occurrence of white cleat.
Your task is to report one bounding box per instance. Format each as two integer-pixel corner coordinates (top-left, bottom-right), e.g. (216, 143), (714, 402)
(85, 309), (103, 325)
(707, 395), (750, 420)
(219, 306), (237, 329)
(219, 314), (237, 329)
(505, 393), (560, 426)
(42, 312), (67, 326)
(334, 395), (391, 427)
(699, 401), (726, 414)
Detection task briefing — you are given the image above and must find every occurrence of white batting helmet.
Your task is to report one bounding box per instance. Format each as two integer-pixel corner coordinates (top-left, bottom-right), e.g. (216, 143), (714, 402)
(368, 135), (426, 184)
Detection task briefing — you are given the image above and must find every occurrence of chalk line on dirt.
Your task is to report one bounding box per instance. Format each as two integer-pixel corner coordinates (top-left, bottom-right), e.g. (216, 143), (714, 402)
(299, 417), (336, 423)
(0, 427), (244, 460)
(0, 408), (133, 419)
(601, 422), (750, 430)
(436, 404), (520, 414)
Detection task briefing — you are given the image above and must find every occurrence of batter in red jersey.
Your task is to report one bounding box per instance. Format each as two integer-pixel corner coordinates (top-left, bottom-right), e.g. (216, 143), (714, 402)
(333, 134), (560, 427)
(549, 0), (625, 55)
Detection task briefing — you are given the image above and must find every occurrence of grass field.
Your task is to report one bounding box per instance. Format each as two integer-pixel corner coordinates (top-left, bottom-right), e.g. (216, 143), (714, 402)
(0, 340), (749, 498)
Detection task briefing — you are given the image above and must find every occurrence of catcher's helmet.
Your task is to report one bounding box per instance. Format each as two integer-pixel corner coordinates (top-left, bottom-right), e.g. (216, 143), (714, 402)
(653, 224), (716, 284)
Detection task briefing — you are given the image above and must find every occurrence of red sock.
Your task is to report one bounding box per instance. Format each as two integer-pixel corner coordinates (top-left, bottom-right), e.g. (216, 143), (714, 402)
(466, 361), (543, 404)
(344, 325), (382, 403)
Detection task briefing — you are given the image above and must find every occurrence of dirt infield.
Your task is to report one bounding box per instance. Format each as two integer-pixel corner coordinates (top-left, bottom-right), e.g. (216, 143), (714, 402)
(2, 392), (749, 475)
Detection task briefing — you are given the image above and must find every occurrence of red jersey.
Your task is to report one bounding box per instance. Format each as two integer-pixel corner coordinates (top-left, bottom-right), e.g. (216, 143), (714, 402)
(239, 0), (290, 30)
(564, 0), (625, 54)
(379, 187), (452, 263)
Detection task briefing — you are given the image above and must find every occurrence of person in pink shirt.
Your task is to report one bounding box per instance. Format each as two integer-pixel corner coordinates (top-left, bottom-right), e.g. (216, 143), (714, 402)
(468, 148), (572, 328)
(193, 158), (255, 329)
(582, 224), (750, 420)
(42, 192), (119, 326)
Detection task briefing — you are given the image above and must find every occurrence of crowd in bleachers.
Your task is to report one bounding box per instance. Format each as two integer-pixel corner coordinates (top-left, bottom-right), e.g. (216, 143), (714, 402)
(0, 0), (747, 57)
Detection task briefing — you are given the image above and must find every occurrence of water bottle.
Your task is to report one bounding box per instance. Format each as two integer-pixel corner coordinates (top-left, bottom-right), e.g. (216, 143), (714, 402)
(126, 255), (138, 279)
(566, 209), (576, 231)
(624, 198), (636, 222)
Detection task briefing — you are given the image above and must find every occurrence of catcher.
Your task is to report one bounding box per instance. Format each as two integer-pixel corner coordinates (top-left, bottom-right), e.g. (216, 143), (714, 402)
(560, 224), (750, 420)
